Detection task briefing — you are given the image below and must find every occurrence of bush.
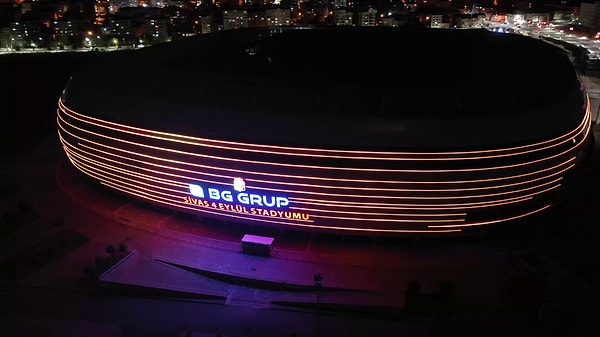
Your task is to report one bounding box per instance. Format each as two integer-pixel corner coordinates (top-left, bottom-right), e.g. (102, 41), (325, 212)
(105, 245), (116, 254)
(439, 280), (455, 297)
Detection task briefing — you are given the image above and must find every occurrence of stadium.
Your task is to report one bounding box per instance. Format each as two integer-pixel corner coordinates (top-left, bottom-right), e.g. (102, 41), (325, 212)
(56, 27), (595, 236)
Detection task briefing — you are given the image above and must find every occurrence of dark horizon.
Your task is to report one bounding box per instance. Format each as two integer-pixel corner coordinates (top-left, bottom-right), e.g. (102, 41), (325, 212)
(2, 52), (101, 157)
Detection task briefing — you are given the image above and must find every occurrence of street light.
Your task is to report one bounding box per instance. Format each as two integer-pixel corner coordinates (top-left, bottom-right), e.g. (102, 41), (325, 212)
(313, 273), (324, 303)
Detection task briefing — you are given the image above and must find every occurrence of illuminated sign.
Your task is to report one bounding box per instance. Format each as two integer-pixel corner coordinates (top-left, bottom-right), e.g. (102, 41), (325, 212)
(187, 183), (289, 208)
(184, 182), (310, 221)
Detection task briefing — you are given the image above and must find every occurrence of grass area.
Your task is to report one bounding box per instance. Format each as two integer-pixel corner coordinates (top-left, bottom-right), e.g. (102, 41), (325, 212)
(0, 228), (89, 281)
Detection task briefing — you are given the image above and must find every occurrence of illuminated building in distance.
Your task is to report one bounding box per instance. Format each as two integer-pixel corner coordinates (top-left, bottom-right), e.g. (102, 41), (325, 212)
(57, 27), (595, 236)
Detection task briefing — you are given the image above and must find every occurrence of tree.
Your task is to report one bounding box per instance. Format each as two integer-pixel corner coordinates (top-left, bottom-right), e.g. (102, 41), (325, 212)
(83, 265), (98, 281)
(17, 199), (31, 214)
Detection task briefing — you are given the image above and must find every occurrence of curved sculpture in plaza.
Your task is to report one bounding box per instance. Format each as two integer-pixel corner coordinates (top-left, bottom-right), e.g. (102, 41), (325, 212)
(57, 27), (595, 235)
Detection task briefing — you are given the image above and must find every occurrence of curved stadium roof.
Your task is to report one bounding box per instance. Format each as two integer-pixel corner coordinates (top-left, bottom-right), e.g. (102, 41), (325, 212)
(58, 27), (595, 235)
(61, 27), (585, 150)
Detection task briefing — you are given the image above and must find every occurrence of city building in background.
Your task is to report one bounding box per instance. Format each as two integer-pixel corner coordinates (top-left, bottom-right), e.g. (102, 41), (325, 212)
(223, 9), (248, 30)
(0, 0), (591, 51)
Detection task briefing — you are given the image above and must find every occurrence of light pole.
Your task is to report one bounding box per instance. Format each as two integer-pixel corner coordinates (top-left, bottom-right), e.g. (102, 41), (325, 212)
(313, 273), (323, 304)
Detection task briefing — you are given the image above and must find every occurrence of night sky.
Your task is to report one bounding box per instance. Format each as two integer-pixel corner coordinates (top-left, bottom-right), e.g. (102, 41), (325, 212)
(2, 52), (101, 157)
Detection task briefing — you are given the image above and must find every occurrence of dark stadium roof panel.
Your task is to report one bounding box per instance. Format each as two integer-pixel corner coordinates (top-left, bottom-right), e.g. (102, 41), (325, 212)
(60, 27), (585, 150)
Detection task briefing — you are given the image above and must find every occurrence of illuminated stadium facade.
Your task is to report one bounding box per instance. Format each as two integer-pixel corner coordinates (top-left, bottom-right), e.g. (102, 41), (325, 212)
(57, 27), (595, 236)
